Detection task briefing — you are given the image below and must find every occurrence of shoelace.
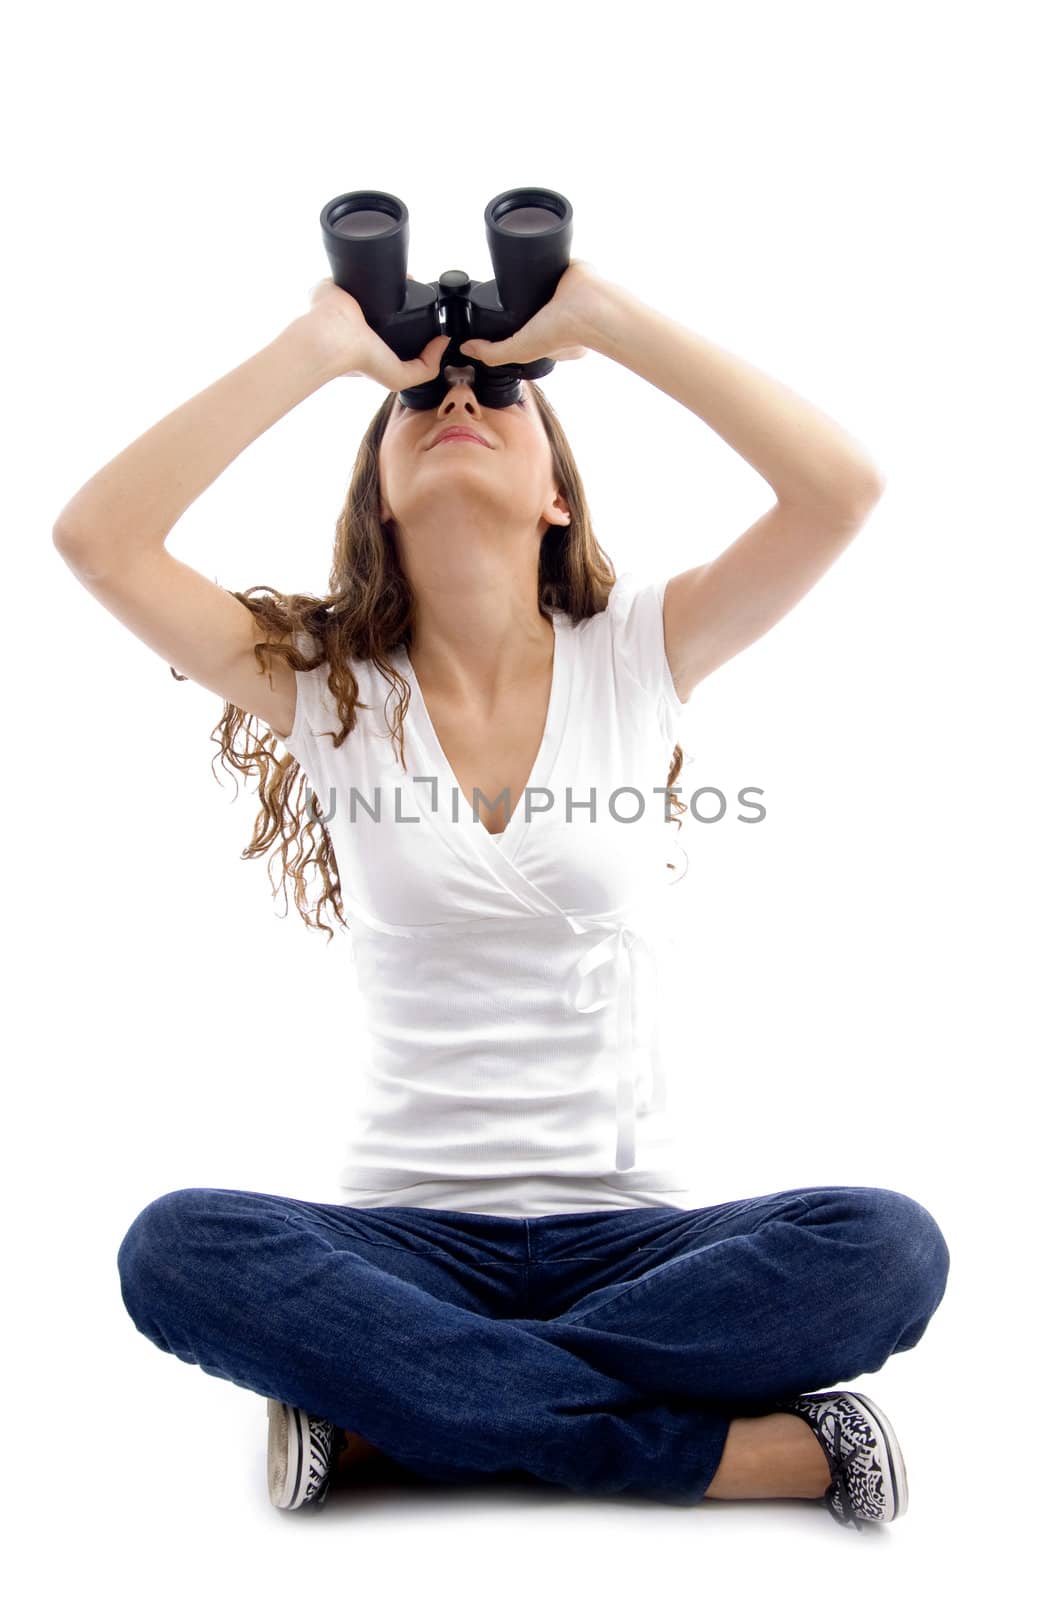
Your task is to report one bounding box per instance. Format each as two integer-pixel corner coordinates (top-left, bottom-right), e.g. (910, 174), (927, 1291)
(299, 1419), (343, 1509)
(821, 1409), (864, 1533)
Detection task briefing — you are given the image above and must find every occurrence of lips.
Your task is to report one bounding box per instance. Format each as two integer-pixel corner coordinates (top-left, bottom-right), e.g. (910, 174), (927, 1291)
(429, 426), (491, 449)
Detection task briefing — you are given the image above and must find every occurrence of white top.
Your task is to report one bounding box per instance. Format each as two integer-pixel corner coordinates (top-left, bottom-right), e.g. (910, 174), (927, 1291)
(276, 571), (694, 1219)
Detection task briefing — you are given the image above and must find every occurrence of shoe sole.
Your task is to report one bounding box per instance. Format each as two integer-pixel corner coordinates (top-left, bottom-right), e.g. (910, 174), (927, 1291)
(267, 1398), (327, 1510)
(842, 1390), (909, 1521)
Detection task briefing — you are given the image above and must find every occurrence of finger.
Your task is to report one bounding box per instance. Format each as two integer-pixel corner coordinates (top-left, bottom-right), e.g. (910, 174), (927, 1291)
(458, 337), (513, 367)
(404, 334), (450, 377)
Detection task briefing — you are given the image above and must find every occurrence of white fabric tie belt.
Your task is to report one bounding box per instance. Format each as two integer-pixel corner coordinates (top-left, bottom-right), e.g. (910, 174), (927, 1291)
(340, 896), (670, 1176)
(561, 911), (665, 1171)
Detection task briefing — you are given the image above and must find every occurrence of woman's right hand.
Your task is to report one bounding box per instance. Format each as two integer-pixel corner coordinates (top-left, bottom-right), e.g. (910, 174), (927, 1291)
(304, 276), (451, 392)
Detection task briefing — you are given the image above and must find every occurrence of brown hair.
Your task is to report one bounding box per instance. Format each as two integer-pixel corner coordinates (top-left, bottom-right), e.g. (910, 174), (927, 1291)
(180, 381), (687, 942)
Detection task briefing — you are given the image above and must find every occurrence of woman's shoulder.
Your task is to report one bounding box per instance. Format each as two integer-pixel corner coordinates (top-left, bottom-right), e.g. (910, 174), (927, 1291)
(572, 570), (685, 742)
(282, 627), (399, 747)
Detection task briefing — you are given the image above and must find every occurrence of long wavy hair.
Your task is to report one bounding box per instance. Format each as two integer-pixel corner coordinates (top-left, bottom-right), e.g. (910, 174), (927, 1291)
(177, 380), (687, 941)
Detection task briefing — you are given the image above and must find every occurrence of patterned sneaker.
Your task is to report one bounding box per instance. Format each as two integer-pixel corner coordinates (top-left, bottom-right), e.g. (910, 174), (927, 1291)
(774, 1390), (909, 1530)
(266, 1398), (346, 1511)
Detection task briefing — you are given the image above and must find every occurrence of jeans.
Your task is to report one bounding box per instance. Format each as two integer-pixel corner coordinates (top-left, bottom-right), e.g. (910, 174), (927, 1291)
(116, 1183), (950, 1506)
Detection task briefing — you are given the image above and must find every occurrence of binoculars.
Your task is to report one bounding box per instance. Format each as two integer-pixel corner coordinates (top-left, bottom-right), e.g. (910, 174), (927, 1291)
(319, 186), (573, 411)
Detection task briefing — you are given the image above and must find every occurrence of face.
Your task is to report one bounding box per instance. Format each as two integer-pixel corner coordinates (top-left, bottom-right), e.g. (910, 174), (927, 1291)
(377, 366), (571, 550)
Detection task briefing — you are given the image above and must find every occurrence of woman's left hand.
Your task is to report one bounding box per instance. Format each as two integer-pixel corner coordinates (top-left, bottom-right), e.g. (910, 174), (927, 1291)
(458, 259), (610, 367)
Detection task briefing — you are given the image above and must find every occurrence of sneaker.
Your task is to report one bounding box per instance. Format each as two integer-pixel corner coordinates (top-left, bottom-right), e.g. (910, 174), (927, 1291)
(774, 1389), (909, 1530)
(266, 1398), (346, 1511)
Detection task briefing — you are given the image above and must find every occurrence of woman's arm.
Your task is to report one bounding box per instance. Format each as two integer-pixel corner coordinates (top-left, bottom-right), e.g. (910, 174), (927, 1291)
(51, 316), (347, 731)
(52, 314), (346, 563)
(584, 278), (886, 699)
(586, 278), (884, 505)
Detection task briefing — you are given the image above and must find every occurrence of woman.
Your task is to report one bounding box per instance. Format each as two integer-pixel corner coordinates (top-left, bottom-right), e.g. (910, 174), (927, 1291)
(53, 261), (949, 1529)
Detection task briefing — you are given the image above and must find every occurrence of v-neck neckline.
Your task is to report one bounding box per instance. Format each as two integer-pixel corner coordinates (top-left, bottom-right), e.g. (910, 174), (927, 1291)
(399, 609), (567, 855)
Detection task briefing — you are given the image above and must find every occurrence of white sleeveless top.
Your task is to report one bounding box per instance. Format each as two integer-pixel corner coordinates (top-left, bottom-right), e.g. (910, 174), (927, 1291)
(274, 571), (694, 1218)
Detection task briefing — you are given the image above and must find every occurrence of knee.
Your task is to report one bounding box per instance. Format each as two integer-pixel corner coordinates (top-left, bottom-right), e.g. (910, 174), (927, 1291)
(854, 1187), (951, 1314)
(115, 1188), (213, 1324)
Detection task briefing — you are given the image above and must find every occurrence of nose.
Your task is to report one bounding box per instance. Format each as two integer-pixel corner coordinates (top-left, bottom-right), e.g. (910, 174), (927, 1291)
(438, 367), (481, 416)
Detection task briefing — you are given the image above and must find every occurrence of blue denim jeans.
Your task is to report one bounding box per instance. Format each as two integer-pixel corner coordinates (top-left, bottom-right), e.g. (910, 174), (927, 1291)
(116, 1183), (950, 1506)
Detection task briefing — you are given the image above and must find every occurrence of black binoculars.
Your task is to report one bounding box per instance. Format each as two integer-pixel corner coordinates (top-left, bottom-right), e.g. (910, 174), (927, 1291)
(319, 186), (573, 411)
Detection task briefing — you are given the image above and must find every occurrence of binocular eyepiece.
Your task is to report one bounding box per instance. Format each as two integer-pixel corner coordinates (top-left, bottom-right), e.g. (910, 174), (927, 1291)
(319, 187), (573, 411)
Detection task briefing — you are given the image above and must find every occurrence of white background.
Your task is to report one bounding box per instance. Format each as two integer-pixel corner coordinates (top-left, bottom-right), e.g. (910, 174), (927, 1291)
(5, 0), (1059, 1588)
